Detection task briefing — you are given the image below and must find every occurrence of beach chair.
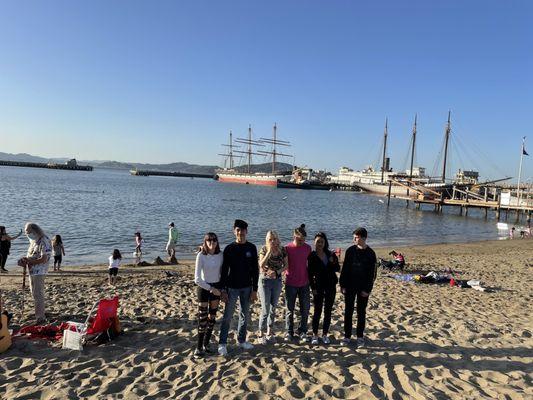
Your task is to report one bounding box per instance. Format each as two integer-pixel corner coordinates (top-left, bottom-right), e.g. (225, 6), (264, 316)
(62, 296), (119, 351)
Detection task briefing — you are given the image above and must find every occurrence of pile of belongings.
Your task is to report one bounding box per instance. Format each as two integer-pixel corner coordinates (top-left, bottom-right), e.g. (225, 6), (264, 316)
(391, 272), (489, 291)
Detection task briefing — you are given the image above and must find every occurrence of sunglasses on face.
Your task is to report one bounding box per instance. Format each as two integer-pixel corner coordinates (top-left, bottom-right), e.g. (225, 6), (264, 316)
(206, 238), (218, 243)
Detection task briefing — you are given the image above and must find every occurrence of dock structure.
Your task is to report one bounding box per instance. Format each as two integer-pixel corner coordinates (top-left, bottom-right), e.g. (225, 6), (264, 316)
(386, 179), (533, 222)
(0, 159), (93, 171)
(130, 169), (214, 179)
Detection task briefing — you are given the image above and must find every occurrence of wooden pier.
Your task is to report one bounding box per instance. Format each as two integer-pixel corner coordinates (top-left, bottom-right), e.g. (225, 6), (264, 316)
(385, 179), (533, 222)
(130, 170), (214, 179)
(0, 160), (93, 171)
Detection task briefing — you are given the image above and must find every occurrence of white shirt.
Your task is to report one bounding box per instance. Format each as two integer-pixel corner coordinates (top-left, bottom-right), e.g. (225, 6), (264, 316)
(27, 236), (52, 276)
(108, 256), (121, 269)
(194, 252), (223, 291)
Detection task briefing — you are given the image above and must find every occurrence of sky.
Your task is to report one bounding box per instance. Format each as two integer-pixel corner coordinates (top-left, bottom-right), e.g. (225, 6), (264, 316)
(0, 1), (532, 181)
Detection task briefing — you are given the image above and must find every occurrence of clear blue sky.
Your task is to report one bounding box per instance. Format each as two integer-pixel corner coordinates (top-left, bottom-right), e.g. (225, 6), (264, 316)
(1, 1), (531, 181)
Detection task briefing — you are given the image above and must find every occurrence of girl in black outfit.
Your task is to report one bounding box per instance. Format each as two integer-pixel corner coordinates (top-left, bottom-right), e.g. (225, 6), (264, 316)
(0, 226), (22, 272)
(308, 232), (339, 345)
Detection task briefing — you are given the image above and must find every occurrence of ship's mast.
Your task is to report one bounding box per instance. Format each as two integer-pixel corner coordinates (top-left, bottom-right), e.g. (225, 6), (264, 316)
(409, 115), (417, 179)
(517, 136), (527, 205)
(442, 111), (451, 183)
(219, 130), (241, 169)
(407, 114), (417, 197)
(259, 123), (292, 173)
(381, 118), (388, 184)
(234, 124), (264, 174)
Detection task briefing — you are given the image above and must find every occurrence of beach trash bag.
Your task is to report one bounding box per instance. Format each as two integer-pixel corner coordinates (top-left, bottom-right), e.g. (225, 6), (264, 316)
(86, 296), (119, 335)
(62, 322), (85, 351)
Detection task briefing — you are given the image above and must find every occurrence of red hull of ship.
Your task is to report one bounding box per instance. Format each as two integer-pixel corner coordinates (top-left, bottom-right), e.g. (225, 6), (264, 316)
(218, 175), (278, 186)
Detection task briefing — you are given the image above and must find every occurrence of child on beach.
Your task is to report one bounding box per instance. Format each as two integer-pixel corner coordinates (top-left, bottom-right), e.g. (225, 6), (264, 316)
(52, 235), (65, 271)
(108, 249), (122, 285)
(134, 232), (144, 264)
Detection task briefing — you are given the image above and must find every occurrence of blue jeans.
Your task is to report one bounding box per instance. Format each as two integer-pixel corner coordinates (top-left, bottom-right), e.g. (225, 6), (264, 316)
(258, 277), (283, 333)
(219, 286), (252, 345)
(285, 284), (310, 336)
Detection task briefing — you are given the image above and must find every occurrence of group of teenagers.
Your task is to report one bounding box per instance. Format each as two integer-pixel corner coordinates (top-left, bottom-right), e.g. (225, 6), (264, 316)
(193, 219), (377, 358)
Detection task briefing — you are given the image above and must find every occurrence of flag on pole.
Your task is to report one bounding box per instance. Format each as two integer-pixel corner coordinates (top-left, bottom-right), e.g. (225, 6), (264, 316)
(523, 146), (529, 156)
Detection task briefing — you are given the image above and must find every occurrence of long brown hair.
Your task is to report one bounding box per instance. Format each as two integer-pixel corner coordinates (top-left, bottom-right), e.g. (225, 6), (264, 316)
(200, 232), (221, 255)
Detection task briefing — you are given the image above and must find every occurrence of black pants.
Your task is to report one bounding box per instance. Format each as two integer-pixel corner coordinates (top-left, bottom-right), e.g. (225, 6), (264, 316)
(0, 252), (8, 269)
(344, 290), (369, 338)
(312, 286), (336, 335)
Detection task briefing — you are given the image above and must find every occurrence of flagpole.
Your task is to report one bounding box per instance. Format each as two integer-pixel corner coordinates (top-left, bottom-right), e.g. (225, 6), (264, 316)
(517, 137), (525, 206)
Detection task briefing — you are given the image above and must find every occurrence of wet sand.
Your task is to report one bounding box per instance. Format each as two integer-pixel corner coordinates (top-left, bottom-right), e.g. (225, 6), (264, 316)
(1, 239), (532, 399)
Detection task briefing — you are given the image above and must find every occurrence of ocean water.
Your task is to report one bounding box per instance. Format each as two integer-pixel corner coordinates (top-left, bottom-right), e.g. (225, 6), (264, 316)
(1, 166), (506, 267)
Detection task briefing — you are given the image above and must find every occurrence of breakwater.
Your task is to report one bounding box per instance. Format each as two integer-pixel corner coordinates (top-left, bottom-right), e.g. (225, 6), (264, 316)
(130, 169), (213, 178)
(0, 160), (93, 171)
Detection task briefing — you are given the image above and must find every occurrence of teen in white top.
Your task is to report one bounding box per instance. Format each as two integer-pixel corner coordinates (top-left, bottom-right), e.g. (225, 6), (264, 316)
(109, 256), (121, 268)
(194, 252), (223, 291)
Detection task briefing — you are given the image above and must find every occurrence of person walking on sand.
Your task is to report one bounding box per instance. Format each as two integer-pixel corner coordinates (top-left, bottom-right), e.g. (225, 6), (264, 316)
(108, 249), (122, 286)
(17, 222), (52, 324)
(166, 222), (179, 261)
(218, 219), (259, 357)
(0, 226), (22, 272)
(308, 232), (340, 345)
(193, 232), (224, 358)
(257, 230), (288, 344)
(52, 235), (65, 271)
(339, 227), (377, 348)
(284, 224), (312, 343)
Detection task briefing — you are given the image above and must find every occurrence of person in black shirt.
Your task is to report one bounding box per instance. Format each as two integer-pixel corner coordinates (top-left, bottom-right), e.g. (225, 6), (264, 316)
(339, 227), (377, 347)
(218, 219), (259, 356)
(308, 232), (340, 345)
(0, 226), (22, 272)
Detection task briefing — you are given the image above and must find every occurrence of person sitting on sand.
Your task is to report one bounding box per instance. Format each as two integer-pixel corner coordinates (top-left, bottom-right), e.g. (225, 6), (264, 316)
(257, 230), (288, 344)
(339, 227), (377, 348)
(193, 232), (223, 358)
(380, 250), (405, 271)
(308, 232), (339, 345)
(284, 224), (312, 343)
(52, 235), (65, 271)
(17, 222), (52, 324)
(218, 219), (259, 357)
(108, 249), (122, 286)
(0, 226), (22, 273)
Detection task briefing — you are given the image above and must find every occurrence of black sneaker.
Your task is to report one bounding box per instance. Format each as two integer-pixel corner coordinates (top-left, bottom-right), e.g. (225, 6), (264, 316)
(203, 344), (214, 354)
(193, 349), (205, 359)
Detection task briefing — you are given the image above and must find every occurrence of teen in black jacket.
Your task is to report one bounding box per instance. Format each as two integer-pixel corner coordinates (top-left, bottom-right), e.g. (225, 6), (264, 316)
(308, 232), (339, 344)
(339, 227), (377, 346)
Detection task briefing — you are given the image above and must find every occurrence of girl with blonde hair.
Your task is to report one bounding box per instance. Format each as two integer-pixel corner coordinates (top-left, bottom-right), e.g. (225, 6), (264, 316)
(257, 230), (288, 344)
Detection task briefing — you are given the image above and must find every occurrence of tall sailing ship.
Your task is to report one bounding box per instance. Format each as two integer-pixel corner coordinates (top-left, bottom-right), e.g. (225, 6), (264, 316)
(215, 124), (293, 186)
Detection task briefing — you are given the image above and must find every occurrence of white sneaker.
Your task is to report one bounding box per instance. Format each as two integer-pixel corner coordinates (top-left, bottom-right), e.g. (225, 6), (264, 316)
(238, 341), (254, 350)
(322, 336), (331, 345)
(341, 337), (351, 346)
(218, 344), (228, 356)
(299, 334), (309, 343)
(311, 336), (319, 345)
(284, 333), (294, 342)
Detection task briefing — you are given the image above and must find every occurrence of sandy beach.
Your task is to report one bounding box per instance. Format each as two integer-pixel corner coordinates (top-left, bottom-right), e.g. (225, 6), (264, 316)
(1, 238), (532, 399)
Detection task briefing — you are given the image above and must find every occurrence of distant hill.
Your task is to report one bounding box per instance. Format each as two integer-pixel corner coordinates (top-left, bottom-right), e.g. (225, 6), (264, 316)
(101, 161), (218, 174)
(0, 152), (69, 164)
(0, 152), (291, 174)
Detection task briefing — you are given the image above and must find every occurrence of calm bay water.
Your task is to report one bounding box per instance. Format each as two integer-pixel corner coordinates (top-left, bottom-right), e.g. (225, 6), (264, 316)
(1, 166), (505, 267)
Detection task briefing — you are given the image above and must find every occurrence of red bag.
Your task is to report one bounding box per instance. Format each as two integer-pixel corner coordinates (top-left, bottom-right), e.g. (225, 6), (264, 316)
(86, 296), (119, 335)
